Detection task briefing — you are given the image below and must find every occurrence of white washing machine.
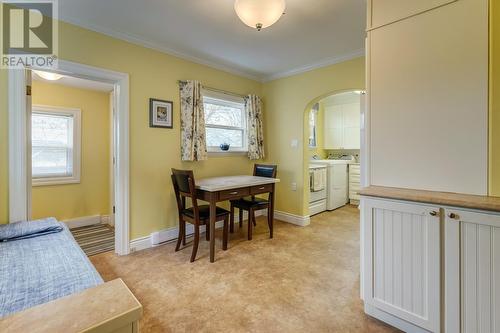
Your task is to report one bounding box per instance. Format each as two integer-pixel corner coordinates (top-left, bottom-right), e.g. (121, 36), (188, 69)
(309, 159), (349, 210)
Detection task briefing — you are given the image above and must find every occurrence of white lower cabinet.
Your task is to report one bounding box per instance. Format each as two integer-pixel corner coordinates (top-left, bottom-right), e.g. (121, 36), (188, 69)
(349, 164), (361, 203)
(445, 208), (500, 333)
(362, 197), (500, 333)
(362, 198), (441, 332)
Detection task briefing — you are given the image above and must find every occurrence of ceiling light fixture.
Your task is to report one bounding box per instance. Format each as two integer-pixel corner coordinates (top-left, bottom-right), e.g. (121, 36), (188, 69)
(34, 70), (64, 81)
(234, 0), (286, 31)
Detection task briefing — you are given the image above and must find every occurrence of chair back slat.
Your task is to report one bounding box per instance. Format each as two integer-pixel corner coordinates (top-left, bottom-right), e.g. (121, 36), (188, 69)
(254, 164), (277, 178)
(171, 169), (200, 216)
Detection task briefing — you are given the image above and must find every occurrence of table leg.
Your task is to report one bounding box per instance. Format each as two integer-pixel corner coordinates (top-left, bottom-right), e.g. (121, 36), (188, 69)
(229, 203), (234, 233)
(268, 185), (275, 239)
(248, 208), (253, 240)
(209, 194), (216, 263)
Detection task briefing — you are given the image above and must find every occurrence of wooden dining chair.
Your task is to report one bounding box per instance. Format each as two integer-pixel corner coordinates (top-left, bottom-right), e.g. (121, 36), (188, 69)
(229, 164), (278, 240)
(171, 169), (230, 262)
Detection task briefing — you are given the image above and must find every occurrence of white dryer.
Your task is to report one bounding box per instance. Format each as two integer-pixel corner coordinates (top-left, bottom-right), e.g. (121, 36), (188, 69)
(309, 160), (349, 210)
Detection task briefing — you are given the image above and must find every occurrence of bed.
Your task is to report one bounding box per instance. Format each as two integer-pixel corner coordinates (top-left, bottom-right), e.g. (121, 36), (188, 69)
(0, 218), (141, 333)
(0, 218), (104, 318)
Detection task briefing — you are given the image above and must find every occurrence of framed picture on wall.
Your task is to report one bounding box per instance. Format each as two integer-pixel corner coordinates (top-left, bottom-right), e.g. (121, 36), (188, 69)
(149, 98), (173, 128)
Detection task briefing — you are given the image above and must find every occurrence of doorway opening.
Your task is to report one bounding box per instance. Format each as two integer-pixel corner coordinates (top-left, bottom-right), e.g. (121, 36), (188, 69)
(31, 70), (115, 256)
(304, 90), (365, 217)
(8, 61), (130, 255)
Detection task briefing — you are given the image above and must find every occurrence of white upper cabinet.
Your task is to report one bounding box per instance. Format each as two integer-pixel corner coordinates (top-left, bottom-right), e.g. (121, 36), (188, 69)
(324, 102), (360, 150)
(368, 0), (458, 29)
(368, 0), (489, 195)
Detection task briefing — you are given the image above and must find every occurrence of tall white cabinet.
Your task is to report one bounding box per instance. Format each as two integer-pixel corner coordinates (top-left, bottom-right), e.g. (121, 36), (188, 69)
(363, 0), (492, 332)
(367, 0), (489, 195)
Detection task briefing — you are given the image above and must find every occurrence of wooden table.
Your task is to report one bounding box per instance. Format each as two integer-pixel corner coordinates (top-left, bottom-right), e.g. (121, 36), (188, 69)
(196, 175), (280, 263)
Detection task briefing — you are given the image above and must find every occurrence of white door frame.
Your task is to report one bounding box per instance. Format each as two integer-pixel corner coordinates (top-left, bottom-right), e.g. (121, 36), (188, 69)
(8, 60), (130, 255)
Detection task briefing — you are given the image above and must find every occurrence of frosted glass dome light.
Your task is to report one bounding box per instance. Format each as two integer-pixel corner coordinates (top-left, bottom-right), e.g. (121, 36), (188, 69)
(234, 0), (286, 31)
(34, 70), (63, 81)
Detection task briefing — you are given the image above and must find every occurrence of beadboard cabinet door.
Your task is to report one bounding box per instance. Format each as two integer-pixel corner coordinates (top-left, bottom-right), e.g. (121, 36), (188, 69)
(444, 209), (500, 333)
(363, 198), (441, 332)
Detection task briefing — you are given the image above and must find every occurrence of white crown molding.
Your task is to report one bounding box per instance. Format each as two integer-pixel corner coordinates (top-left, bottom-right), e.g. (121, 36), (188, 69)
(60, 15), (365, 84)
(59, 15), (263, 82)
(262, 49), (366, 82)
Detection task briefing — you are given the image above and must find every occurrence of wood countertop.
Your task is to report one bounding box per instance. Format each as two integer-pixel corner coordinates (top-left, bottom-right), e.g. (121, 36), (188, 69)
(0, 278), (142, 333)
(359, 186), (500, 213)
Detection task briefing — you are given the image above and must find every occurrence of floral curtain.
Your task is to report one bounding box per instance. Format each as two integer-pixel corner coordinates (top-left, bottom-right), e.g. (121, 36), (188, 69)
(179, 80), (208, 161)
(246, 95), (265, 160)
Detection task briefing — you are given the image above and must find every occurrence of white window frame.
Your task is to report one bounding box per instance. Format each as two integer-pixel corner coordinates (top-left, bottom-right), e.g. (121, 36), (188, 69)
(31, 105), (81, 186)
(308, 106), (318, 148)
(202, 89), (247, 153)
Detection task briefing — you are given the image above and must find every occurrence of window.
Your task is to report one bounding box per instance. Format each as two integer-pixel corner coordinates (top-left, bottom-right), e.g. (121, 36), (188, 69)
(202, 90), (247, 153)
(32, 106), (81, 186)
(309, 104), (319, 148)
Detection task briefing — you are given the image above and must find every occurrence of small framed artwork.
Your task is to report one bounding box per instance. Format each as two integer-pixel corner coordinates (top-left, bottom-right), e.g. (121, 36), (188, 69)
(149, 98), (173, 128)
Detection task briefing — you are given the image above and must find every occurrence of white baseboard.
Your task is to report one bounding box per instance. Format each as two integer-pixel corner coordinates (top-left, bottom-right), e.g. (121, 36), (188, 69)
(274, 210), (310, 226)
(100, 215), (111, 225)
(364, 303), (428, 333)
(64, 215), (110, 229)
(129, 210), (264, 252)
(129, 209), (311, 253)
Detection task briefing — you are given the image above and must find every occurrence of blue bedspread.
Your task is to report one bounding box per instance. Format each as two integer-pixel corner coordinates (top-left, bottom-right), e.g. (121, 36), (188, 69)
(0, 218), (103, 318)
(0, 218), (63, 242)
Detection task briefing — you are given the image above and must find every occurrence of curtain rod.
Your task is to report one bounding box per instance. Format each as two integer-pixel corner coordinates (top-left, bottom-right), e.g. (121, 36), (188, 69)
(177, 80), (247, 99)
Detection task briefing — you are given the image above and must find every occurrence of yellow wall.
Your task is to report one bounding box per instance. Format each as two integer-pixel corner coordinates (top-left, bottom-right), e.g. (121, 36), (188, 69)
(2, 4), (495, 231)
(490, 0), (500, 196)
(31, 81), (111, 221)
(262, 57), (366, 217)
(61, 23), (262, 239)
(0, 22), (262, 237)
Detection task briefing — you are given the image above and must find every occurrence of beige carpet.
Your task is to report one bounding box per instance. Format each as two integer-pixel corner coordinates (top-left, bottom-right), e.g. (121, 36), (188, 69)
(90, 205), (399, 333)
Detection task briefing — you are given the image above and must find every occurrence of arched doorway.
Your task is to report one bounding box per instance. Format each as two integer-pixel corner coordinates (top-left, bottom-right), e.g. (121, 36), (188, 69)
(302, 89), (365, 217)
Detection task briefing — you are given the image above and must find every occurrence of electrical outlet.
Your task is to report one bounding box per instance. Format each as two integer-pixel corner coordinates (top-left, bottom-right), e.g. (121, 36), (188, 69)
(290, 139), (298, 148)
(291, 182), (297, 191)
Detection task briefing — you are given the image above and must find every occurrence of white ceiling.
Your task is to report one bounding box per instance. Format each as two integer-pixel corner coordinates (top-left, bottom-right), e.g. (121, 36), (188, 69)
(59, 0), (367, 82)
(33, 71), (114, 92)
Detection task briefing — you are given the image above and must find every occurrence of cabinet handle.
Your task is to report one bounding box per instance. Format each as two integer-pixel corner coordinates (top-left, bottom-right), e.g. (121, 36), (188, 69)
(448, 213), (459, 219)
(429, 211), (438, 216)
(229, 191), (238, 195)
(259, 187), (265, 190)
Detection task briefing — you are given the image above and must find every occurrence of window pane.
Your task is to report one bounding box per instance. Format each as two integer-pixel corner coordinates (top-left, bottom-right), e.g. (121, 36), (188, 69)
(204, 100), (243, 128)
(32, 146), (71, 177)
(206, 127), (243, 148)
(32, 112), (73, 178)
(32, 113), (72, 147)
